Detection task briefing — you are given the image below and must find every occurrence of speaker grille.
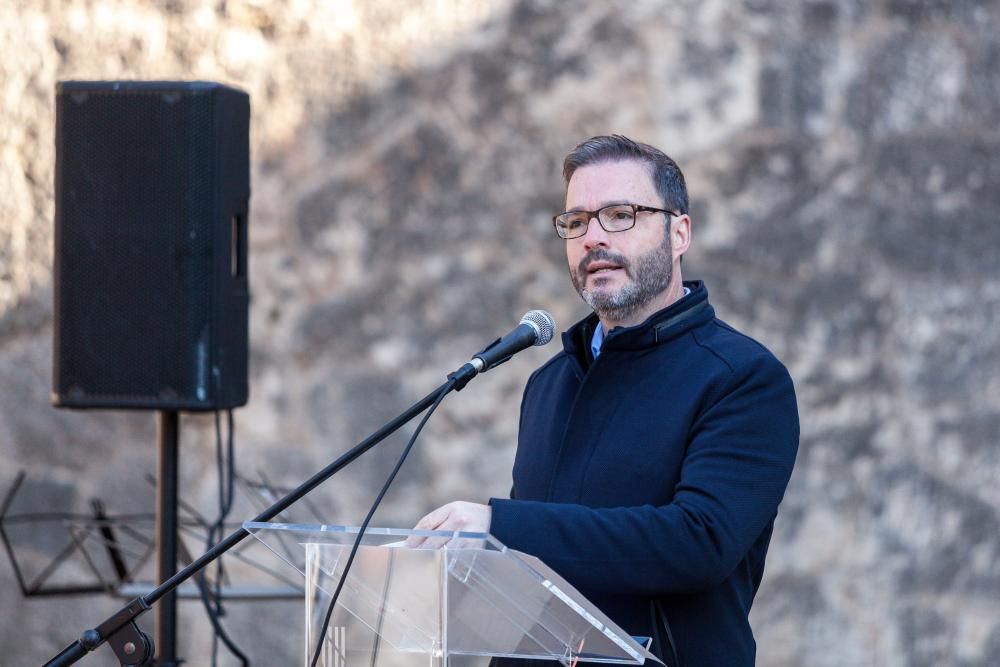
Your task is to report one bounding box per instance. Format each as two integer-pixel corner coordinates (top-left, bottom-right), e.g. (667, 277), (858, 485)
(53, 82), (249, 410)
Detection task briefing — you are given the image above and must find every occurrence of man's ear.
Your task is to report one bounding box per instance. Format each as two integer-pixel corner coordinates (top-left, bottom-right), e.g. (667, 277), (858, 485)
(672, 214), (692, 261)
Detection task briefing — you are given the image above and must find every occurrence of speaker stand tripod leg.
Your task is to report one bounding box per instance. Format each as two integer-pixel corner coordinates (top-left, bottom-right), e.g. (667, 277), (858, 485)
(156, 411), (180, 666)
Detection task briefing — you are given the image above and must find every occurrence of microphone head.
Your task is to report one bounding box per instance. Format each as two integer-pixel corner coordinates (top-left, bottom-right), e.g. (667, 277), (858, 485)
(520, 310), (556, 346)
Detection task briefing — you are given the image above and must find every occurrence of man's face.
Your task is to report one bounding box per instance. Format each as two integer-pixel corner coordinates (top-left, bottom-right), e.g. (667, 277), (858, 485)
(565, 159), (674, 325)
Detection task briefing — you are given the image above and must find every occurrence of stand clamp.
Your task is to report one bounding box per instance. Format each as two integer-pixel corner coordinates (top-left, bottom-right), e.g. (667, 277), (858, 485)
(46, 598), (154, 667)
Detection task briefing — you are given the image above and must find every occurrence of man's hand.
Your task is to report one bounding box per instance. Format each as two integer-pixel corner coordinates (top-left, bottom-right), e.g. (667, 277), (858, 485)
(405, 501), (492, 548)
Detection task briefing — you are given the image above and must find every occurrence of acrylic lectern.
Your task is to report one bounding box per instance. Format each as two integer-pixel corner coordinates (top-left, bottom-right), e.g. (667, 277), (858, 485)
(244, 522), (660, 666)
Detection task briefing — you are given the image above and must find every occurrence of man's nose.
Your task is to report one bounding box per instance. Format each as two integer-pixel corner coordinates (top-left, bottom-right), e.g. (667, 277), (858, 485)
(582, 216), (610, 250)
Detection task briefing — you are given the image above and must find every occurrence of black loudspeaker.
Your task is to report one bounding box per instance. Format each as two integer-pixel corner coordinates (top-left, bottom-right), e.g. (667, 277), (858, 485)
(53, 81), (250, 410)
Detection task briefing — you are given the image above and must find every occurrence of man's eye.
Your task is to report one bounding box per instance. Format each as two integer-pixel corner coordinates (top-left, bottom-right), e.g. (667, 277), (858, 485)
(566, 217), (587, 228)
(611, 210), (633, 220)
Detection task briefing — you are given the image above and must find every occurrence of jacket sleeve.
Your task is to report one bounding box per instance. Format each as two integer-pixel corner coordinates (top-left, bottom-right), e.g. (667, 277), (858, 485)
(488, 353), (799, 596)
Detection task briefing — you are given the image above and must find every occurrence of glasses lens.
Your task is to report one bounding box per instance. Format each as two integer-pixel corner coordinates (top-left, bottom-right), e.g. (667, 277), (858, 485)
(599, 205), (636, 232)
(555, 212), (591, 238)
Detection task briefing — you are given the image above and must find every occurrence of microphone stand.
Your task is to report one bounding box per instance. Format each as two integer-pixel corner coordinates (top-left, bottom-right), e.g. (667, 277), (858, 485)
(44, 364), (480, 667)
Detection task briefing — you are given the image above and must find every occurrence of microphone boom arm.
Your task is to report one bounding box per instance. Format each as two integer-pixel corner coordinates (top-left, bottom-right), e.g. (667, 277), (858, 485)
(43, 378), (458, 667)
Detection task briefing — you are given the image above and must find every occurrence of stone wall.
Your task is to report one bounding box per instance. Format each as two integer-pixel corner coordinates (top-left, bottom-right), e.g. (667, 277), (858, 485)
(1, 1), (998, 664)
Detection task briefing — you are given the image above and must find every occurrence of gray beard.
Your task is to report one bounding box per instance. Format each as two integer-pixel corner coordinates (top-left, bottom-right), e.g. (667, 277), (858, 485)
(570, 233), (673, 324)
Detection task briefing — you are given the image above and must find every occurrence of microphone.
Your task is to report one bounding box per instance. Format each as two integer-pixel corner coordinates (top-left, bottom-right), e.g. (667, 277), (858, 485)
(475, 309), (556, 370)
(449, 310), (556, 389)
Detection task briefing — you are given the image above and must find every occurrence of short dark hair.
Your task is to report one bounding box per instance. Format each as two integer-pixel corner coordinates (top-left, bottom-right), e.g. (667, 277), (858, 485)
(562, 134), (689, 215)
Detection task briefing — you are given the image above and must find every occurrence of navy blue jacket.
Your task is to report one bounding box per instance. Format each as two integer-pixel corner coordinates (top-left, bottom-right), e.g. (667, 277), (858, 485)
(489, 281), (799, 666)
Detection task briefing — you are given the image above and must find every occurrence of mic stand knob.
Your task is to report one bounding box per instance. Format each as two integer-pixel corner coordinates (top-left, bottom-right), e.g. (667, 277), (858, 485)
(107, 621), (154, 667)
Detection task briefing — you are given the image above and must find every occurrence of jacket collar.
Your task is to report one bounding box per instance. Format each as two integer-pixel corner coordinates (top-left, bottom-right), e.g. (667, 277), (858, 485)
(563, 280), (714, 356)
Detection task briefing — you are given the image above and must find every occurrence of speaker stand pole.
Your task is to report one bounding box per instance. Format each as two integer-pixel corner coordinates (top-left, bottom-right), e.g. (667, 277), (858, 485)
(156, 411), (180, 666)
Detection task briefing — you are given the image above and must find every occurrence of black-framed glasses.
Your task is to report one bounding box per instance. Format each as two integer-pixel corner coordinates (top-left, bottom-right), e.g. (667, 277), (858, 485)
(552, 203), (677, 239)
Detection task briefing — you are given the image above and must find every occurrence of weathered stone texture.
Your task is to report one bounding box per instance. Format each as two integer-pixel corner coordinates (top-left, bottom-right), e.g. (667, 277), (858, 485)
(2, 0), (999, 664)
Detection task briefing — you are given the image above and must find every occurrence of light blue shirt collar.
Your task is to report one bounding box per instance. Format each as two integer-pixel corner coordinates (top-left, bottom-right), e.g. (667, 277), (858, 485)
(591, 287), (691, 359)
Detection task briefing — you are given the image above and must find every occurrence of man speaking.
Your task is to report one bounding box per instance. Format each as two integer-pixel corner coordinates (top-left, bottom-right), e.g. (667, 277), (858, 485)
(411, 135), (800, 666)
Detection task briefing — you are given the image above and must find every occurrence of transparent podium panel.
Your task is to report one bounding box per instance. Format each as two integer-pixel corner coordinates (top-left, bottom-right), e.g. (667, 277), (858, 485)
(244, 522), (661, 666)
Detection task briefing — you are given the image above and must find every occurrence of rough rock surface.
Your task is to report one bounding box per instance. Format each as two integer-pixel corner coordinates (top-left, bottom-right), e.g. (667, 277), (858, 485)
(1, 1), (999, 665)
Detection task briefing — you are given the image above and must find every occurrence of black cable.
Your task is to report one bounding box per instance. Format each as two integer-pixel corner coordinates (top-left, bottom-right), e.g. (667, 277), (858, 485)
(197, 408), (246, 667)
(195, 569), (249, 666)
(211, 409), (225, 665)
(212, 410), (237, 664)
(309, 378), (457, 667)
(369, 551), (394, 667)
